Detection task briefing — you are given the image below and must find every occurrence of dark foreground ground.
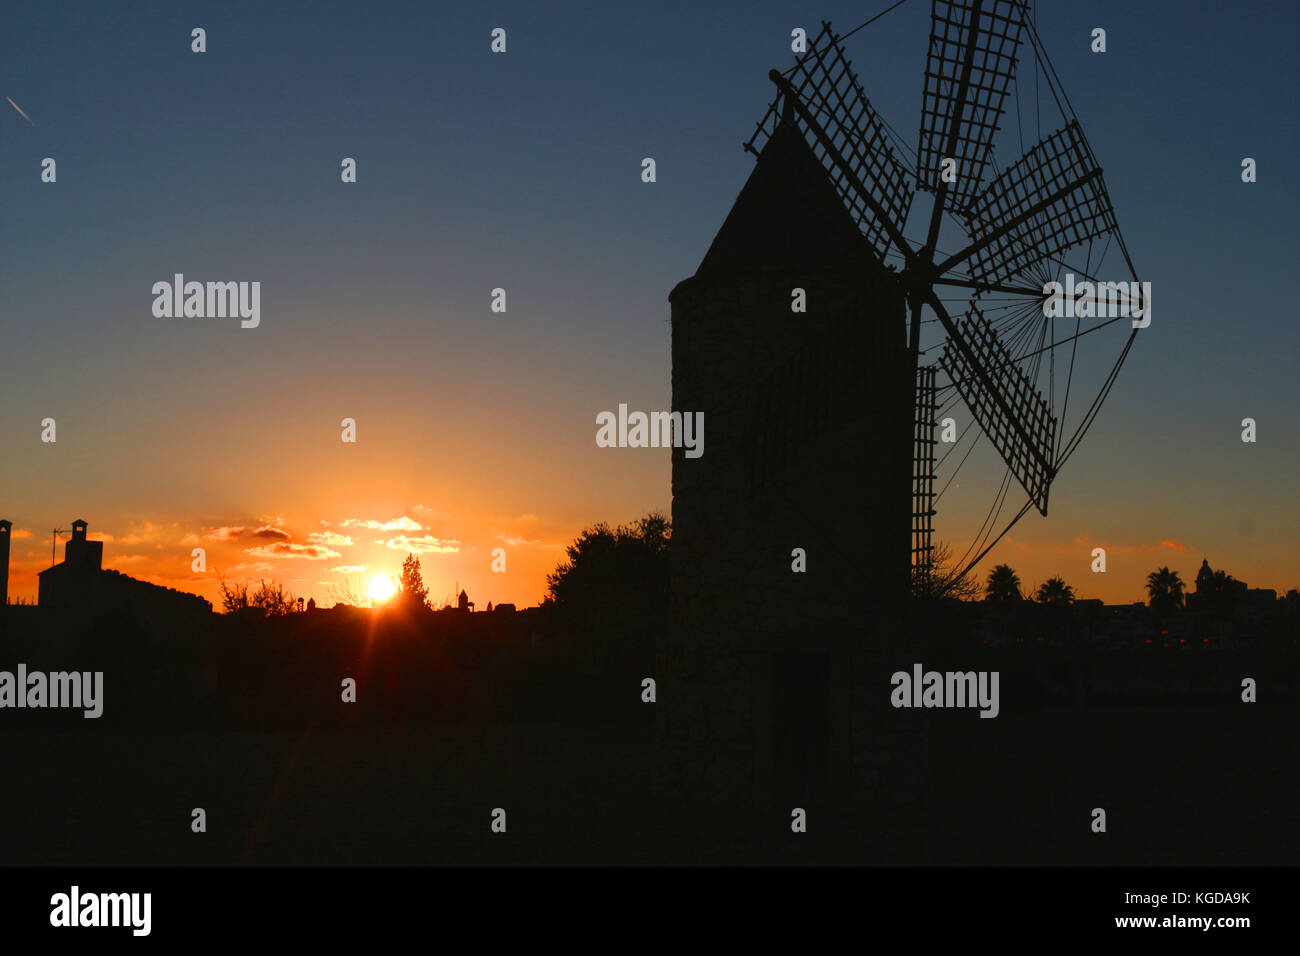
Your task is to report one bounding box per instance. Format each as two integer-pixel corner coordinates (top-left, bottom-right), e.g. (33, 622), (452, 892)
(0, 701), (1292, 866)
(0, 605), (1295, 865)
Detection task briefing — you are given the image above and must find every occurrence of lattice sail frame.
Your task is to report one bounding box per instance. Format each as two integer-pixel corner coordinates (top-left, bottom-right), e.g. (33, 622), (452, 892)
(912, 365), (939, 590)
(936, 309), (1056, 515)
(960, 120), (1119, 289)
(918, 0), (1028, 214)
(740, 7), (1137, 553)
(745, 21), (913, 261)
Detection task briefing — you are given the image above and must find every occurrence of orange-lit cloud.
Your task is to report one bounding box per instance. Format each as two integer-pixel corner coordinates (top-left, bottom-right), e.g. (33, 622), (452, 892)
(226, 562), (275, 574)
(11, 529), (33, 539)
(1066, 535), (1190, 555)
(252, 525), (292, 540)
(245, 542), (340, 560)
(207, 526), (246, 541)
(383, 534), (460, 554)
(343, 517), (424, 531)
(499, 535), (554, 548)
(308, 531), (353, 547)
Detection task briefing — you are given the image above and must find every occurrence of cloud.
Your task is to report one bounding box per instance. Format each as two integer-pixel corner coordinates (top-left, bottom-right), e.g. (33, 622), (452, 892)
(308, 531), (353, 547)
(252, 525), (292, 541)
(226, 562), (275, 574)
(180, 533), (201, 545)
(498, 535), (557, 548)
(245, 542), (340, 560)
(343, 516), (424, 531)
(11, 529), (33, 539)
(207, 526), (246, 541)
(1045, 535), (1191, 557)
(384, 535), (460, 554)
(330, 565), (367, 573)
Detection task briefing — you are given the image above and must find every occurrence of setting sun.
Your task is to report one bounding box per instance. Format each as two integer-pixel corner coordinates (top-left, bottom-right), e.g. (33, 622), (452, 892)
(368, 573), (396, 604)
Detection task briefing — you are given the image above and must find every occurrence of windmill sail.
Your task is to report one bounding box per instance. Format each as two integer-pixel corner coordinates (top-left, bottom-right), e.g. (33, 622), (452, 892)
(937, 308), (1056, 514)
(746, 22), (913, 261)
(954, 121), (1119, 288)
(918, 0), (1028, 214)
(740, 9), (1137, 558)
(912, 364), (939, 590)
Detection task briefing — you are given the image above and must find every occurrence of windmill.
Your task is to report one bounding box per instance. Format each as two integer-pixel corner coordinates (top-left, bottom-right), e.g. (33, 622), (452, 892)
(742, 2), (1143, 594)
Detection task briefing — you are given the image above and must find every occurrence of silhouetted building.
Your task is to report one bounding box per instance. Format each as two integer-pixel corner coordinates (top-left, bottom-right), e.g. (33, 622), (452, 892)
(62, 519), (102, 570)
(1188, 558), (1250, 612)
(457, 589), (474, 612)
(37, 518), (211, 619)
(659, 119), (921, 819)
(1194, 558), (1214, 596)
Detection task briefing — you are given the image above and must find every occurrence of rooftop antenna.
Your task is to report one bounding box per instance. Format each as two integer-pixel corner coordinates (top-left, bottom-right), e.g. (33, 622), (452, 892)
(50, 527), (66, 568)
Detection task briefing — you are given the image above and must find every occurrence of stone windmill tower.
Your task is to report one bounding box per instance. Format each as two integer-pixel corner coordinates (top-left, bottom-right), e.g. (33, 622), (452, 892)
(659, 113), (919, 825)
(659, 5), (1141, 830)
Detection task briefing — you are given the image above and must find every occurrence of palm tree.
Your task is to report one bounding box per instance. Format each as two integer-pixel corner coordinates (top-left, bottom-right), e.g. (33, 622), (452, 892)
(1033, 576), (1075, 605)
(1146, 566), (1185, 617)
(985, 564), (1023, 603)
(1205, 568), (1242, 620)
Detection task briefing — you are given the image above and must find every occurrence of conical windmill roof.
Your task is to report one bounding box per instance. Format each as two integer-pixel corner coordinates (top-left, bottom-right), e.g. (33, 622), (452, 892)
(694, 120), (867, 279)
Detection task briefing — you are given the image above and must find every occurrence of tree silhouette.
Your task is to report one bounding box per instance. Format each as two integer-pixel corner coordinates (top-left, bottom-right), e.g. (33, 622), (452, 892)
(217, 574), (296, 616)
(397, 553), (430, 610)
(984, 564), (1023, 603)
(546, 513), (670, 669)
(1146, 566), (1185, 617)
(547, 514), (670, 607)
(1033, 576), (1075, 605)
(1202, 566), (1242, 620)
(914, 541), (980, 601)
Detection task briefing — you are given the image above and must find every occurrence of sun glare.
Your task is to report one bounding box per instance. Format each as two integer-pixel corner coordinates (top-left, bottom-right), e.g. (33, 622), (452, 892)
(368, 573), (396, 604)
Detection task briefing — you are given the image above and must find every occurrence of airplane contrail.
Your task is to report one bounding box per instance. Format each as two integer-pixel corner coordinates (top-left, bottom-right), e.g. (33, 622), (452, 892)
(6, 97), (35, 125)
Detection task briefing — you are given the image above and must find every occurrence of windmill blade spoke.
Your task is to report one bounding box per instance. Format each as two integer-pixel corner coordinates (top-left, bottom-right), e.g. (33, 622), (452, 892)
(746, 21), (914, 262)
(918, 0), (1028, 216)
(933, 301), (1056, 515)
(943, 120), (1119, 288)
